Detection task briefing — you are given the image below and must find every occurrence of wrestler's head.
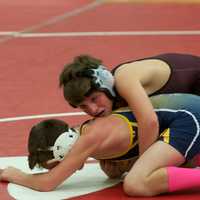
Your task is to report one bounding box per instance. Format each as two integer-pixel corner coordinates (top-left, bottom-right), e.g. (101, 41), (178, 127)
(28, 119), (79, 169)
(59, 55), (115, 117)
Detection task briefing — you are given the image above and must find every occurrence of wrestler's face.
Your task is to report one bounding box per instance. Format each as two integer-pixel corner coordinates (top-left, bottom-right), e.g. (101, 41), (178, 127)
(78, 91), (113, 117)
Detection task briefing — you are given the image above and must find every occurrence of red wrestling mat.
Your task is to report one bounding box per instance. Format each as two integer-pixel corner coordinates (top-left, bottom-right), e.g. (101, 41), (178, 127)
(0, 0), (94, 31)
(1, 36), (200, 117)
(1, 0), (200, 199)
(38, 3), (200, 33)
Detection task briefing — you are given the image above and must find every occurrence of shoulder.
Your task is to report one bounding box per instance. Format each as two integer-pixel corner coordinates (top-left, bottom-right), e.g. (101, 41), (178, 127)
(82, 115), (125, 136)
(115, 59), (169, 76)
(113, 60), (170, 89)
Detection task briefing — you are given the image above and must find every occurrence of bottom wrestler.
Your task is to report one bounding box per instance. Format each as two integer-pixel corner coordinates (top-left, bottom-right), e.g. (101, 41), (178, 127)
(1, 93), (200, 197)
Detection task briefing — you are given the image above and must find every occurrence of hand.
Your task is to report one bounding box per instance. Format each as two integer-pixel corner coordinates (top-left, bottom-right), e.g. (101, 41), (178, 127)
(0, 167), (25, 183)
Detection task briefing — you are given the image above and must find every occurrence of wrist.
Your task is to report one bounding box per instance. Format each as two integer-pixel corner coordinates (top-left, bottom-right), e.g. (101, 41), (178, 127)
(12, 170), (28, 184)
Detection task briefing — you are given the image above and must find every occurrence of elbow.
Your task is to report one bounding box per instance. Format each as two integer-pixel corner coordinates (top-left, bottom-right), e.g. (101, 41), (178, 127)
(41, 178), (60, 192)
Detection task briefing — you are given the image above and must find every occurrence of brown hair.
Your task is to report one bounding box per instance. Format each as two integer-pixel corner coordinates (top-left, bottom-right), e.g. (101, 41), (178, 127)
(28, 119), (69, 169)
(59, 55), (102, 107)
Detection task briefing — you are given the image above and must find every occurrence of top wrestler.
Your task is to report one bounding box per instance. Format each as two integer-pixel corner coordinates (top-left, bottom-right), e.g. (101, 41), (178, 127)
(1, 93), (200, 197)
(59, 53), (200, 155)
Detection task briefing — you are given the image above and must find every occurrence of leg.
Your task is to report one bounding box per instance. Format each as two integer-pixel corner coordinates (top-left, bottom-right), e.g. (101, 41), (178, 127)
(123, 141), (185, 197)
(191, 154), (200, 166)
(167, 166), (200, 192)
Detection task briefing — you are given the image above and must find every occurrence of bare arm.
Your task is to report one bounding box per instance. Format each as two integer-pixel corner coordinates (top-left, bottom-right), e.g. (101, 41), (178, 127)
(114, 62), (160, 155)
(0, 133), (100, 191)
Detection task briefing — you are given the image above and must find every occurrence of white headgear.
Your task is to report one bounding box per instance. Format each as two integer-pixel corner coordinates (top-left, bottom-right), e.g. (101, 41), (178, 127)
(49, 129), (80, 161)
(91, 65), (116, 97)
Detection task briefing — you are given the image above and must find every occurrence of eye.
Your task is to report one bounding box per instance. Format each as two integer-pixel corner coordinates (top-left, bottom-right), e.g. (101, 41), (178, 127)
(59, 155), (64, 159)
(69, 134), (73, 138)
(91, 95), (98, 102)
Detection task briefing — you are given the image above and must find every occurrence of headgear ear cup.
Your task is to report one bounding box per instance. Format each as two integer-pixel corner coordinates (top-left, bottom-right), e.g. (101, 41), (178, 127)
(85, 66), (116, 97)
(49, 129), (80, 161)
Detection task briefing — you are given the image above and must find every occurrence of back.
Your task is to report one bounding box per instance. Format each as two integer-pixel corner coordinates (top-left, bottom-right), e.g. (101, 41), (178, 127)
(150, 93), (200, 115)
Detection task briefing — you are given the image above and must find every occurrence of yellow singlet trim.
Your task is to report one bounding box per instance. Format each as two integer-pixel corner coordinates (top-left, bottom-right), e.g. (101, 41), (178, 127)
(100, 113), (138, 159)
(160, 128), (170, 143)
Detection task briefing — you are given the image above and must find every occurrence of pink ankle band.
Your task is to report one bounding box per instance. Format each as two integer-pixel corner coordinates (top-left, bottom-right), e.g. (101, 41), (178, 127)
(167, 166), (200, 192)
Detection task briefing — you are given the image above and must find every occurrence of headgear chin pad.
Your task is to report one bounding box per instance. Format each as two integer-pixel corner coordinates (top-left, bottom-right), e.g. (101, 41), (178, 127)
(49, 129), (80, 161)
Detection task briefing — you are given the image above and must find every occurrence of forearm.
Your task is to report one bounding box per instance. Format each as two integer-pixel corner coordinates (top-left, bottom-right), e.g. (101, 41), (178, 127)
(0, 167), (53, 191)
(138, 118), (159, 155)
(18, 173), (53, 191)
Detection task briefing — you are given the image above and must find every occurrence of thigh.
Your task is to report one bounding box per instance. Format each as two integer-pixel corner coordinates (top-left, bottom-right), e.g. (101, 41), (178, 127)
(127, 141), (185, 179)
(159, 110), (200, 160)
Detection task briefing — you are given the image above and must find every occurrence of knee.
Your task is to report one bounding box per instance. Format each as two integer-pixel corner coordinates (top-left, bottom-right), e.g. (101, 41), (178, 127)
(123, 175), (156, 197)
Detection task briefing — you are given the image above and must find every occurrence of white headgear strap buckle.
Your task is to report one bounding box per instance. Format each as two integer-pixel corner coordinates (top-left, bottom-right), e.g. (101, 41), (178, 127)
(91, 65), (116, 97)
(48, 129), (80, 161)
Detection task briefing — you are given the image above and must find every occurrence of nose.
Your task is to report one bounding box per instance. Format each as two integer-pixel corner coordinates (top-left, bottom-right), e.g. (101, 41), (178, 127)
(87, 103), (98, 116)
